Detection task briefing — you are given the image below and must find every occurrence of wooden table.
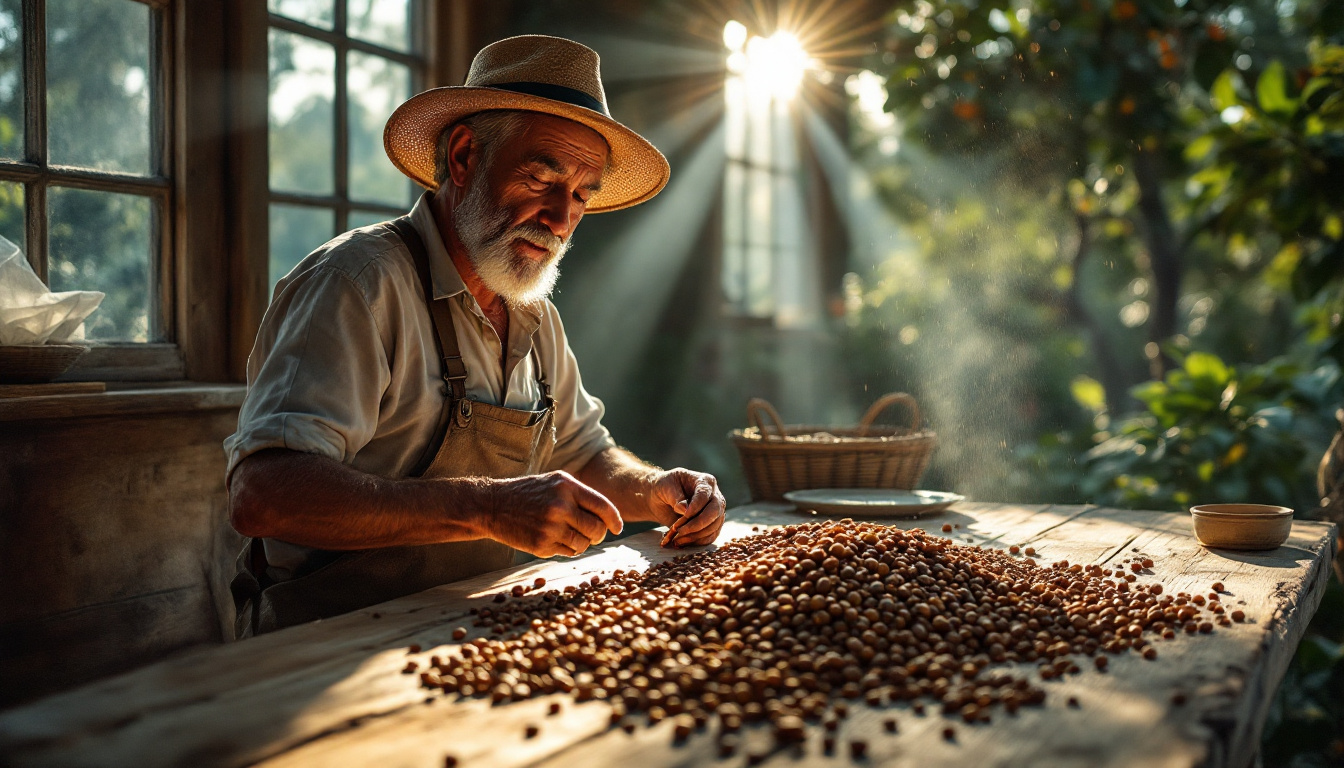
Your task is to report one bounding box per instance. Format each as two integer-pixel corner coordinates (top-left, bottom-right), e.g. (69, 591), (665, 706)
(0, 502), (1336, 768)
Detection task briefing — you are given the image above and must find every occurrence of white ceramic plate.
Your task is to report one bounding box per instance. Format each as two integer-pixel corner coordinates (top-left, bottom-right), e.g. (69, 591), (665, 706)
(783, 488), (965, 518)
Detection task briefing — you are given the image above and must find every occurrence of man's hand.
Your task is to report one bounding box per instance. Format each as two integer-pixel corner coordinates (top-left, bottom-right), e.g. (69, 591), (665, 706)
(482, 471), (623, 558)
(648, 469), (726, 548)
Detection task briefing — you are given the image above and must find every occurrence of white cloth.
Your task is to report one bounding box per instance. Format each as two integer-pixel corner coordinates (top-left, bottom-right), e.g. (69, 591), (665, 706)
(225, 194), (616, 572)
(0, 235), (103, 345)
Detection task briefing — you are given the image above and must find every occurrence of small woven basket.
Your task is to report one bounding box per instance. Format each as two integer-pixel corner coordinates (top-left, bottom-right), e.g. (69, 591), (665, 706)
(0, 344), (88, 384)
(730, 393), (937, 502)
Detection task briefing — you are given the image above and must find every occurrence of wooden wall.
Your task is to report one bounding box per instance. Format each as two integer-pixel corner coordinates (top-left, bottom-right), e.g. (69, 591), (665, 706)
(0, 398), (243, 709)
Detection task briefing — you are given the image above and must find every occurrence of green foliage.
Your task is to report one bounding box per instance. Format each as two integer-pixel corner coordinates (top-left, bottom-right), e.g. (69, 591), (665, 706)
(1188, 41), (1344, 364)
(1262, 574), (1344, 768)
(1080, 349), (1341, 511)
(0, 0), (22, 161)
(874, 0), (1344, 374)
(0, 1), (162, 340)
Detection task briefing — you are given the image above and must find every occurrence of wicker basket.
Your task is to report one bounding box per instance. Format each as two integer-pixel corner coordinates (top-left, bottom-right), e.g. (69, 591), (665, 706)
(0, 344), (88, 384)
(730, 393), (936, 502)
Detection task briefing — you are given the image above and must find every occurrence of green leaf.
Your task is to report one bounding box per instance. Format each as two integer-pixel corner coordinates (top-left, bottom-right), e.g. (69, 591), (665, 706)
(1071, 375), (1107, 413)
(1198, 460), (1215, 482)
(1132, 381), (1169, 405)
(1184, 134), (1217, 162)
(1185, 352), (1231, 385)
(1252, 406), (1294, 431)
(1256, 60), (1297, 116)
(1300, 76), (1333, 105)
(1211, 70), (1241, 112)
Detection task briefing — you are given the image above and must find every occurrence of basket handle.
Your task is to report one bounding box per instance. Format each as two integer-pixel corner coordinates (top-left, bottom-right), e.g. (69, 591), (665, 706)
(857, 393), (922, 436)
(746, 398), (787, 440)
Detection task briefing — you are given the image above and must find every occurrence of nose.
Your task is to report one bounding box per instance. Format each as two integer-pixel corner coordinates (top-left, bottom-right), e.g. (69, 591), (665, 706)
(536, 188), (583, 241)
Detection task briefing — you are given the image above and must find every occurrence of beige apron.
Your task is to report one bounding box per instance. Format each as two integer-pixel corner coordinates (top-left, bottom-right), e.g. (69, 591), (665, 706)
(231, 217), (556, 637)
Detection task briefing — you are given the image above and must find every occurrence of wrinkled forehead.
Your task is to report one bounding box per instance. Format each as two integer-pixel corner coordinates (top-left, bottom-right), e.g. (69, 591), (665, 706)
(508, 113), (611, 173)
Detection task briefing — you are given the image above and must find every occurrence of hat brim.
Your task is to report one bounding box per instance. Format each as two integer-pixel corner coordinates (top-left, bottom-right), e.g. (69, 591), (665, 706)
(383, 87), (670, 214)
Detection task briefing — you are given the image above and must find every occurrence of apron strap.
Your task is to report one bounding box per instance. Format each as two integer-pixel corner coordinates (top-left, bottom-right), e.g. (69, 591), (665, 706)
(387, 217), (468, 403)
(385, 216), (551, 469)
(386, 217), (463, 477)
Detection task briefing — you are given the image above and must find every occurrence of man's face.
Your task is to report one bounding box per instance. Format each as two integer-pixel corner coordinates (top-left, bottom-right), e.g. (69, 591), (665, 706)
(454, 114), (609, 305)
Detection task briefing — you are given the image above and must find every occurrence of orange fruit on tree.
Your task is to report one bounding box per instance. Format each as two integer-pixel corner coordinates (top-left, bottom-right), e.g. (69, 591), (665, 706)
(952, 100), (982, 120)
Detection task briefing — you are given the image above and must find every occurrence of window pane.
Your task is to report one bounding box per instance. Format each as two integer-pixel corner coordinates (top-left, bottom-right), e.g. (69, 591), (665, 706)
(269, 203), (333, 293)
(0, 180), (22, 253)
(269, 29), (334, 194)
(0, 0), (21, 160)
(348, 0), (412, 53)
(349, 209), (392, 229)
(268, 0), (333, 29)
(349, 51), (412, 206)
(47, 0), (151, 174)
(48, 187), (154, 341)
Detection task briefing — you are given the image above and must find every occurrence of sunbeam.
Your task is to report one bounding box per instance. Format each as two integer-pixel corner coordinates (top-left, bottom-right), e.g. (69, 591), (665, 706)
(565, 121), (728, 397)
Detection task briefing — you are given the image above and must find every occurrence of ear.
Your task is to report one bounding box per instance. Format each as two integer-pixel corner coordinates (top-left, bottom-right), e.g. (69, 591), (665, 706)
(446, 123), (477, 190)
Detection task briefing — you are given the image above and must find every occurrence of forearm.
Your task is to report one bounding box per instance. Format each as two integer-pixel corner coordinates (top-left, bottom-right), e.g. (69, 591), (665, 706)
(576, 446), (662, 523)
(229, 448), (490, 549)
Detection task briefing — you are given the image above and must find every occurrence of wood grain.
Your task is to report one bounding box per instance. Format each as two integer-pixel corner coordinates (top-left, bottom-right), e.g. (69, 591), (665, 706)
(0, 503), (1334, 768)
(0, 382), (106, 398)
(0, 407), (243, 708)
(0, 384), (243, 422)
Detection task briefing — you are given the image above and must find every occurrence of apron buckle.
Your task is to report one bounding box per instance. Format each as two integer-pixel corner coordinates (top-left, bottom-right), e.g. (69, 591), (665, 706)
(456, 398), (474, 427)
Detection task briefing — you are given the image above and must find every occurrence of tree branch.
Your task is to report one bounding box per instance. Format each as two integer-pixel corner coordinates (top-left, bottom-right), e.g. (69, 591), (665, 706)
(1132, 145), (1184, 378)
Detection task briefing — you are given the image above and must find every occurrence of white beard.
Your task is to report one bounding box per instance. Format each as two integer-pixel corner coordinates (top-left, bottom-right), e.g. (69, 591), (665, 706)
(454, 174), (569, 306)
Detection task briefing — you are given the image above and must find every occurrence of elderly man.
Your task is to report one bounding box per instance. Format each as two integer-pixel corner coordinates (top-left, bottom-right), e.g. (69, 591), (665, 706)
(225, 35), (726, 636)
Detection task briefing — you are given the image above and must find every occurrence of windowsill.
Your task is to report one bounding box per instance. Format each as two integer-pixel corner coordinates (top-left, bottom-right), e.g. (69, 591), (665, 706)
(0, 382), (246, 423)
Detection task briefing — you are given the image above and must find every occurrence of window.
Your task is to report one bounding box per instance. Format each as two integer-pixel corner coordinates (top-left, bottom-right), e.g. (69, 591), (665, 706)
(267, 0), (424, 292)
(721, 22), (812, 322)
(0, 0), (171, 346)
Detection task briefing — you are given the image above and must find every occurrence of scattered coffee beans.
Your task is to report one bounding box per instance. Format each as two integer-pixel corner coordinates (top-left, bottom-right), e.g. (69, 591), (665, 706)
(416, 521), (1233, 745)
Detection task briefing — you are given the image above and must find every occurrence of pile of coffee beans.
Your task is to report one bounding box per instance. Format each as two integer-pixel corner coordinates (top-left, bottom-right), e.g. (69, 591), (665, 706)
(416, 520), (1229, 745)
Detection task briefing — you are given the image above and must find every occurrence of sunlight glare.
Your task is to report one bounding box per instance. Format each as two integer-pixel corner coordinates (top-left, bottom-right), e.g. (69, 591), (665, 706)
(723, 22), (812, 102)
(747, 32), (810, 101)
(723, 20), (748, 52)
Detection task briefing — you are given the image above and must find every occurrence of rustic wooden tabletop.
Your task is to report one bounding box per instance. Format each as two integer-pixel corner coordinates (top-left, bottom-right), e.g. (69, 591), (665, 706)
(0, 502), (1336, 768)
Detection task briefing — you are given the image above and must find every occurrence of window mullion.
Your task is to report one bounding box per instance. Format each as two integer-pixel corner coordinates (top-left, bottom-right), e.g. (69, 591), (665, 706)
(151, 1), (173, 342)
(333, 0), (349, 236)
(149, 0), (170, 177)
(22, 0), (45, 166)
(22, 0), (47, 280)
(334, 41), (348, 235)
(268, 13), (418, 67)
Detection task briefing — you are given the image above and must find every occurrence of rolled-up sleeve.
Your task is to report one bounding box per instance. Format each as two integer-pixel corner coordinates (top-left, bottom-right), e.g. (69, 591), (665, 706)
(224, 265), (390, 482)
(540, 303), (617, 473)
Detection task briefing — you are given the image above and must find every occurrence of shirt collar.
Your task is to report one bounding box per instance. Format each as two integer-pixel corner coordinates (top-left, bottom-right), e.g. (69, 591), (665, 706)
(409, 192), (468, 301)
(407, 191), (545, 330)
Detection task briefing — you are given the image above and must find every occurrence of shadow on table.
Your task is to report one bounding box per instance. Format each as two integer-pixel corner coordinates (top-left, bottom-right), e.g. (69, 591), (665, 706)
(1202, 545), (1318, 569)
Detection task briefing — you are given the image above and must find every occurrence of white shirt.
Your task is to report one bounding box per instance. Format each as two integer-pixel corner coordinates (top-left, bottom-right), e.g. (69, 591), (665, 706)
(224, 194), (616, 571)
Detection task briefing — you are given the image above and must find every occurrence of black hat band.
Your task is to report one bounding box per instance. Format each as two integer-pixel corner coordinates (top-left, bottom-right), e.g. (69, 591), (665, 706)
(486, 81), (609, 117)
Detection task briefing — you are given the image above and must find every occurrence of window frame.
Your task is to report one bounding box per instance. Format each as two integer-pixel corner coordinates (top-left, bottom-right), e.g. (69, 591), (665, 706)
(0, 0), (467, 385)
(0, 0), (180, 379)
(721, 75), (800, 321)
(265, 1), (426, 254)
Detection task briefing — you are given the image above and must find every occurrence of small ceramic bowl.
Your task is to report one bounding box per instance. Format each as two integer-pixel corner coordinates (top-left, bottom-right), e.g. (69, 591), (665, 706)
(1189, 504), (1293, 550)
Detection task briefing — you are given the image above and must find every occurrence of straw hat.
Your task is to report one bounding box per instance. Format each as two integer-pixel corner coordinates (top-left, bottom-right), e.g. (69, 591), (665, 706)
(383, 35), (670, 213)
